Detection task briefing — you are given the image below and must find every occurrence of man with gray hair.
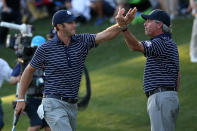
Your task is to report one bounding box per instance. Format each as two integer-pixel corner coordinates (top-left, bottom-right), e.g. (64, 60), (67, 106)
(116, 8), (180, 131)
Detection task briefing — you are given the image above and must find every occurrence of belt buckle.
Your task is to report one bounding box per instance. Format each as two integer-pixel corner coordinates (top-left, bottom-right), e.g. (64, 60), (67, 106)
(67, 98), (72, 103)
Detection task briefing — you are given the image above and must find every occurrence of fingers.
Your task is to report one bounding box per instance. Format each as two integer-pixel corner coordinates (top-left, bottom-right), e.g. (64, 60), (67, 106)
(15, 102), (25, 116)
(121, 8), (125, 15)
(127, 8), (132, 14)
(125, 8), (132, 18)
(117, 7), (122, 17)
(116, 7), (126, 26)
(131, 7), (137, 15)
(117, 7), (125, 17)
(15, 108), (22, 116)
(15, 108), (23, 116)
(124, 7), (138, 25)
(126, 7), (137, 17)
(116, 7), (137, 27)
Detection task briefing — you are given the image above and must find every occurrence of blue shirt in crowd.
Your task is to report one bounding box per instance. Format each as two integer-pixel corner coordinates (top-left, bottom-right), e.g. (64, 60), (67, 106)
(141, 33), (179, 93)
(30, 34), (96, 98)
(11, 63), (20, 77)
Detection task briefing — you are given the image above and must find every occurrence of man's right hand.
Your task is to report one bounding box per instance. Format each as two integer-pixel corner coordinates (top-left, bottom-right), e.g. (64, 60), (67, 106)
(15, 101), (26, 116)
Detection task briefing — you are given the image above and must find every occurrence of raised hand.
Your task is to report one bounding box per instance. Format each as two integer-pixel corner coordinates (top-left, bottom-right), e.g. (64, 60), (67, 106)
(115, 7), (137, 27)
(125, 7), (137, 25)
(115, 7), (126, 27)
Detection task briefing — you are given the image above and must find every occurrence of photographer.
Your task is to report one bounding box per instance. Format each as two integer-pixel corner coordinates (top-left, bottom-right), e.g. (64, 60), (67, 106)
(10, 35), (50, 131)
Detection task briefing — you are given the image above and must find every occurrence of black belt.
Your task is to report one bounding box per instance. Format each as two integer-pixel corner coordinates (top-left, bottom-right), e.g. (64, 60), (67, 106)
(145, 87), (176, 98)
(43, 94), (78, 104)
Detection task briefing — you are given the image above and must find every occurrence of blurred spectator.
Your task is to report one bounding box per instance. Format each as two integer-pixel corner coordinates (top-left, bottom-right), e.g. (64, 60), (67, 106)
(10, 36), (51, 131)
(149, 0), (165, 10)
(53, 0), (66, 11)
(127, 0), (150, 12)
(179, 0), (191, 16)
(111, 0), (153, 24)
(27, 0), (54, 21)
(65, 0), (92, 24)
(31, 0), (48, 19)
(0, 0), (22, 48)
(109, 0), (126, 24)
(162, 0), (179, 19)
(90, 0), (116, 25)
(0, 0), (3, 11)
(0, 58), (13, 131)
(190, 0), (197, 62)
(20, 0), (35, 23)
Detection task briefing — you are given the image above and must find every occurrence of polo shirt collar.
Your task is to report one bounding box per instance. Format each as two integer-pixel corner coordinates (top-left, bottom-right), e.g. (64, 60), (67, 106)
(53, 34), (78, 45)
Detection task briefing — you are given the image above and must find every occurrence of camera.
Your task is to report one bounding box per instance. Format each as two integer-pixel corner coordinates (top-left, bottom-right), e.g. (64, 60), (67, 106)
(6, 33), (36, 69)
(0, 21), (35, 66)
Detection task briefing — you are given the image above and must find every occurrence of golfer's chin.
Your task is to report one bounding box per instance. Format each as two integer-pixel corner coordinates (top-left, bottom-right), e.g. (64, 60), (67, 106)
(145, 31), (152, 37)
(145, 31), (148, 36)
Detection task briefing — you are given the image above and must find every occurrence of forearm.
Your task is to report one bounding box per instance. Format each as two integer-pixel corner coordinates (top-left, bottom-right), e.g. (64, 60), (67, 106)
(9, 76), (19, 85)
(18, 65), (34, 99)
(95, 24), (121, 44)
(122, 30), (144, 53)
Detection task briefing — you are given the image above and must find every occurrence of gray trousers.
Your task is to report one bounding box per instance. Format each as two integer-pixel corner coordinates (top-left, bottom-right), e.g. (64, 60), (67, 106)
(42, 98), (77, 131)
(190, 16), (197, 62)
(147, 91), (179, 131)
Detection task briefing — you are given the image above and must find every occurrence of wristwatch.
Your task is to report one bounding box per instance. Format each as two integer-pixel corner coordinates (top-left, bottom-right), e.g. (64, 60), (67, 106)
(118, 25), (128, 32)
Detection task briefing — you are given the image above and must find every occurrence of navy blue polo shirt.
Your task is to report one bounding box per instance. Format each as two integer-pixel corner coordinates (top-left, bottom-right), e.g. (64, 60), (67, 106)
(141, 33), (179, 93)
(30, 33), (96, 98)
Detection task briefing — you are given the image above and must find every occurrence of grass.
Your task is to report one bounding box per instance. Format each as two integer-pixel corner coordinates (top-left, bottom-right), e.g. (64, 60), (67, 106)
(0, 17), (197, 131)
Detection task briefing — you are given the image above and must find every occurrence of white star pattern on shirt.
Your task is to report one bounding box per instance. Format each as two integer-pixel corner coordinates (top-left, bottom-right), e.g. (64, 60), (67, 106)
(145, 41), (152, 47)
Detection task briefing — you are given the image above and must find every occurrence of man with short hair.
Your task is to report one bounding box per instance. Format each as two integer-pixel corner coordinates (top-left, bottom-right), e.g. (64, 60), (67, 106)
(116, 8), (180, 131)
(15, 9), (136, 131)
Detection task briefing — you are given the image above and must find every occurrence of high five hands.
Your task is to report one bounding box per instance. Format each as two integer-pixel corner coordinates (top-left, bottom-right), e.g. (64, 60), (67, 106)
(115, 7), (137, 28)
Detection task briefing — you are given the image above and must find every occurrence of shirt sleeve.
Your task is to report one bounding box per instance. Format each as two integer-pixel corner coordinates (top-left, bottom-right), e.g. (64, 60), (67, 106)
(2, 61), (13, 83)
(0, 59), (12, 87)
(80, 33), (97, 50)
(30, 44), (46, 69)
(142, 38), (167, 57)
(11, 63), (21, 76)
